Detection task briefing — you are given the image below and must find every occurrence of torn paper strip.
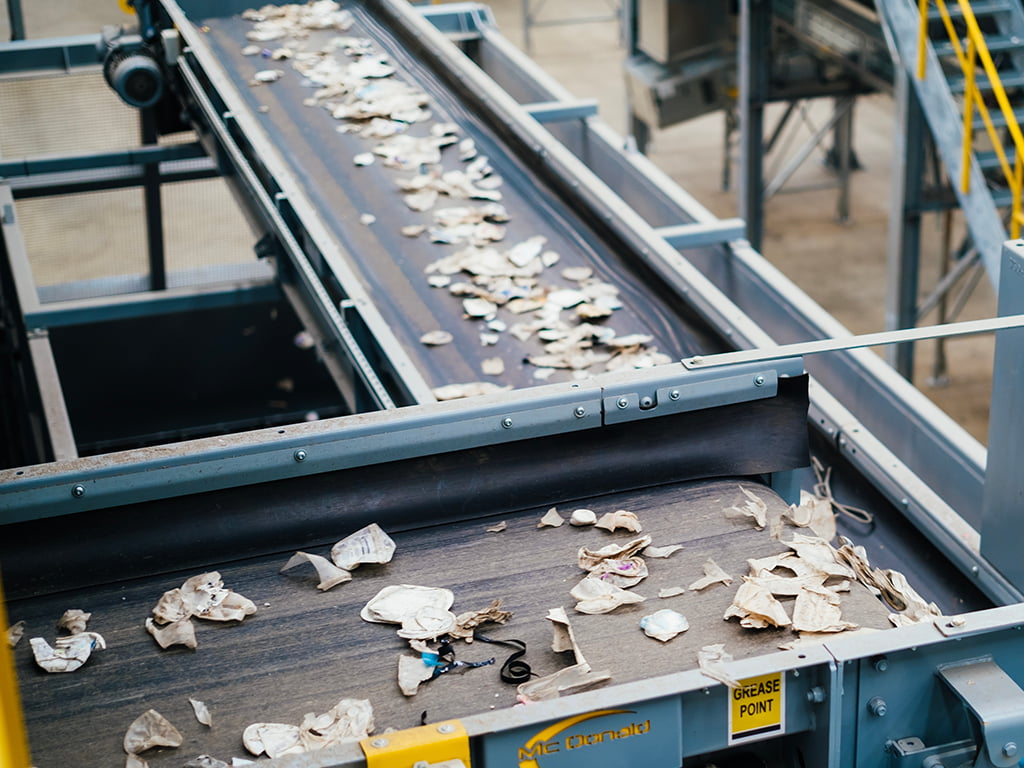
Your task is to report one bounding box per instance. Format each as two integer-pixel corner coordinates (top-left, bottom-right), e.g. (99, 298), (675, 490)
(640, 609), (689, 642)
(570, 575), (646, 614)
(485, 521), (507, 533)
(688, 558), (734, 591)
(30, 632), (105, 673)
(729, 486), (768, 530)
(538, 507), (564, 528)
(7, 620), (24, 648)
(516, 664), (611, 702)
(124, 709), (183, 755)
(398, 654), (435, 696)
(594, 510), (643, 533)
(546, 607), (586, 666)
(644, 544), (683, 559)
(658, 586), (686, 598)
(190, 698), (212, 727)
(698, 644), (740, 689)
(331, 523), (396, 570)
(280, 552), (353, 591)
(145, 617), (197, 650)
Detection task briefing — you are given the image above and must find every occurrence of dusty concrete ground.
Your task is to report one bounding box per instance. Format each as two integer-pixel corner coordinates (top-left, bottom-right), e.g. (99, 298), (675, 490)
(0, 0), (994, 442)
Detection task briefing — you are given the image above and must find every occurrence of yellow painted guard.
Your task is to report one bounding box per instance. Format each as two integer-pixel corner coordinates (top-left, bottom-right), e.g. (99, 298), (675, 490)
(0, 574), (30, 768)
(361, 720), (469, 768)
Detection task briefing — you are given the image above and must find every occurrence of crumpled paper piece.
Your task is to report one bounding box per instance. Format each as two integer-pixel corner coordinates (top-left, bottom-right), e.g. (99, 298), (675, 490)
(784, 490), (836, 542)
(331, 523), (396, 570)
(361, 585), (455, 624)
(644, 544), (683, 559)
(184, 757), (228, 768)
(449, 599), (512, 640)
(145, 617), (197, 650)
(570, 575), (646, 614)
(243, 699), (374, 759)
(538, 507), (564, 528)
(569, 509), (596, 526)
(791, 584), (857, 633)
(587, 556), (648, 588)
(280, 551), (352, 591)
(640, 609), (689, 642)
(595, 510), (642, 533)
(57, 609), (91, 635)
(30, 632), (106, 673)
(190, 697), (212, 727)
(723, 579), (791, 629)
(688, 558), (734, 591)
(578, 536), (652, 571)
(398, 654), (435, 696)
(834, 537), (940, 623)
(698, 643), (739, 689)
(152, 572), (257, 625)
(124, 709), (183, 755)
(728, 486), (767, 529)
(783, 534), (855, 580)
(7, 620), (25, 648)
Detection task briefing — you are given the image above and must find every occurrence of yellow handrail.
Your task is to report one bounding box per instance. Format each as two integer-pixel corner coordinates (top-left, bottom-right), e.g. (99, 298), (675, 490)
(918, 0), (1024, 237)
(0, 574), (30, 768)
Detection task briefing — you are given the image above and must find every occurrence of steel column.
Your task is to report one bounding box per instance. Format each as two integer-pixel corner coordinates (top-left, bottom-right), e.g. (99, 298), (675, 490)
(738, 0), (772, 251)
(140, 108), (166, 291)
(6, 0), (25, 41)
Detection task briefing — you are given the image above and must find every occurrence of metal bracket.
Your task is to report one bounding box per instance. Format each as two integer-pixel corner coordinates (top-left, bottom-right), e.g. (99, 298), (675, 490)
(937, 657), (1024, 768)
(361, 720), (470, 768)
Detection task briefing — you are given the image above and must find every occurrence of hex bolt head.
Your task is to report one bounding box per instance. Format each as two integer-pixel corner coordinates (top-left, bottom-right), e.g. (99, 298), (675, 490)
(370, 737), (389, 748)
(501, 417), (513, 428)
(670, 389), (680, 400)
(293, 449), (307, 462)
(867, 697), (887, 717)
(1004, 742), (1018, 758)
(806, 686), (826, 704)
(437, 723), (456, 734)
(616, 397), (629, 409)
(873, 657), (889, 673)
(754, 375), (766, 386)
(574, 406), (586, 418)
(71, 484), (86, 499)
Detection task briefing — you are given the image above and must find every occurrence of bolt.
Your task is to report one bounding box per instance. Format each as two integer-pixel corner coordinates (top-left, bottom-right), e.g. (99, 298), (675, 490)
(806, 686), (826, 704)
(640, 396), (654, 409)
(437, 723), (456, 734)
(868, 697), (887, 717)
(370, 737), (389, 748)
(293, 449), (307, 462)
(501, 417), (513, 428)
(71, 484), (86, 499)
(574, 406), (586, 418)
(754, 375), (765, 386)
(670, 389), (680, 400)
(971, 565), (980, 575)
(873, 657), (889, 673)
(1003, 742), (1018, 758)
(616, 397), (629, 409)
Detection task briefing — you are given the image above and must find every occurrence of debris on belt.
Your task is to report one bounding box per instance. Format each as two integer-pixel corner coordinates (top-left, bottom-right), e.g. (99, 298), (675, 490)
(29, 608), (105, 673)
(538, 507), (565, 528)
(687, 558), (733, 591)
(243, 698), (374, 759)
(485, 520), (508, 533)
(658, 586), (686, 598)
(123, 709), (183, 757)
(433, 381), (510, 400)
(517, 609), (610, 702)
(834, 536), (941, 626)
(594, 509), (642, 533)
(698, 643), (739, 689)
(189, 697), (213, 727)
(280, 551), (352, 591)
(361, 584), (456, 640)
(644, 543), (684, 559)
(569, 508), (596, 527)
(640, 609), (689, 642)
(331, 523), (397, 570)
(146, 572), (256, 650)
(570, 575), (646, 614)
(577, 535), (652, 570)
(728, 485), (768, 530)
(183, 756), (229, 768)
(723, 579), (792, 629)
(450, 599), (513, 641)
(420, 329), (453, 346)
(6, 620), (24, 648)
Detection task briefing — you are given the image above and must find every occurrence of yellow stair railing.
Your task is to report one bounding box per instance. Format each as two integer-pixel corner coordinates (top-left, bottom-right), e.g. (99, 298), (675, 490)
(918, 0), (1024, 238)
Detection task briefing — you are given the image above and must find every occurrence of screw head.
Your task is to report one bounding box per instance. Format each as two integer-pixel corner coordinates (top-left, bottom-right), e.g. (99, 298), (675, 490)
(370, 737), (389, 748)
(293, 449), (307, 462)
(574, 406), (586, 418)
(873, 657), (889, 673)
(1004, 742), (1018, 758)
(501, 417), (513, 428)
(71, 484), (86, 498)
(670, 389), (680, 400)
(806, 686), (826, 704)
(640, 396), (654, 409)
(868, 697), (887, 717)
(616, 397), (628, 409)
(437, 723), (456, 734)
(753, 375), (765, 386)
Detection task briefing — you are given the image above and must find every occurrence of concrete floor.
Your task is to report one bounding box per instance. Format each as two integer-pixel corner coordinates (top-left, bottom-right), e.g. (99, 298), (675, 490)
(0, 0), (995, 442)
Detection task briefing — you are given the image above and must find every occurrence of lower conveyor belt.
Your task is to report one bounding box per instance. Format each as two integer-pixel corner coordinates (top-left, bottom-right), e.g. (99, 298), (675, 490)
(194, 3), (727, 393)
(9, 477), (892, 766)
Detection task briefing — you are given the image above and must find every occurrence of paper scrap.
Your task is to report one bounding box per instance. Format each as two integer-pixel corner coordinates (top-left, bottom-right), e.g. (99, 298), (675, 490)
(698, 644), (739, 688)
(184, 757), (228, 768)
(517, 663), (611, 702)
(7, 620), (25, 648)
(450, 599), (512, 640)
(595, 510), (642, 533)
(361, 585), (454, 624)
(57, 609), (91, 635)
(586, 557), (648, 588)
(570, 575), (646, 614)
(783, 534), (855, 580)
(30, 632), (106, 673)
(126, 754), (149, 768)
(331, 523), (397, 570)
(398, 654), (435, 696)
(688, 558), (734, 591)
(640, 609), (689, 642)
(419, 330), (453, 346)
(280, 551), (353, 591)
(644, 544), (683, 559)
(124, 709), (183, 755)
(785, 490), (837, 542)
(658, 586), (686, 598)
(190, 697), (213, 727)
(723, 579), (792, 629)
(243, 699), (374, 759)
(485, 521), (507, 533)
(729, 486), (768, 530)
(578, 536), (652, 571)
(151, 572), (257, 626)
(538, 507), (564, 528)
(145, 617), (197, 650)
(791, 584), (857, 633)
(569, 509), (597, 527)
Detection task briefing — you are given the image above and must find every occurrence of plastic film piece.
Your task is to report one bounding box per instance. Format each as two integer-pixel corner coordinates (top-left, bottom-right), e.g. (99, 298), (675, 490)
(360, 720), (469, 768)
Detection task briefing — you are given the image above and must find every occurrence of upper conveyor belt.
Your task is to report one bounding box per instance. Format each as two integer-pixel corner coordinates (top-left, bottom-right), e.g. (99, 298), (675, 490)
(177, 0), (729, 397)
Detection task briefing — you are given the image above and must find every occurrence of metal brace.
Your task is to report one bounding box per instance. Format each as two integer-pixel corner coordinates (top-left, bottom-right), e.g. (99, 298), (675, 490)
(361, 720), (470, 768)
(937, 657), (1024, 768)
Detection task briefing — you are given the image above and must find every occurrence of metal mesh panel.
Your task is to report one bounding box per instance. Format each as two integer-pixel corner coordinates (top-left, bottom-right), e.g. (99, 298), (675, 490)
(162, 177), (258, 275)
(0, 0), (131, 42)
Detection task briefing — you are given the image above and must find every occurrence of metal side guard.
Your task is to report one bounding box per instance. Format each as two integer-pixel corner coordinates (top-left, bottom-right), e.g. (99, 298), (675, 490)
(361, 720), (470, 768)
(938, 657), (1024, 768)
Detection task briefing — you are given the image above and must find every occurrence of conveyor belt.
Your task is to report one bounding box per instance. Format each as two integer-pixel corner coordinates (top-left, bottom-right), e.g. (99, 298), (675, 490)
(9, 477), (891, 767)
(193, 3), (728, 392)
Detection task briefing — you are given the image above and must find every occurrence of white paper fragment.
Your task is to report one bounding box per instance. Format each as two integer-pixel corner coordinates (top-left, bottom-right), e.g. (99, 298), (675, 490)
(401, 224), (426, 237)
(791, 585), (857, 633)
(433, 381), (510, 400)
(578, 536), (652, 571)
(450, 599), (512, 640)
(569, 509), (597, 527)
(398, 654), (435, 696)
(57, 609), (91, 635)
(723, 579), (792, 629)
(30, 632), (106, 673)
(561, 266), (593, 282)
(280, 551), (353, 591)
(7, 620), (25, 648)
(361, 585), (454, 624)
(594, 510), (642, 533)
(253, 69), (284, 83)
(481, 357), (505, 376)
(698, 644), (739, 689)
(396, 606), (458, 640)
(232, 759), (256, 767)
(571, 575), (646, 614)
(538, 507), (564, 528)
(587, 557), (648, 588)
(124, 709), (183, 755)
(658, 587), (686, 599)
(244, 699), (374, 758)
(785, 491), (837, 541)
(184, 756), (228, 768)
(152, 572), (256, 627)
(419, 330), (453, 346)
(331, 523), (396, 570)
(360, 213), (376, 226)
(190, 698), (213, 727)
(547, 607), (586, 665)
(784, 534), (855, 580)
(640, 609), (689, 642)
(145, 617), (197, 650)
(427, 274), (451, 288)
(353, 152), (374, 166)
(516, 663), (611, 702)
(404, 189), (438, 212)
(463, 297), (496, 317)
(644, 544), (683, 559)
(688, 558), (734, 591)
(729, 486), (768, 530)
(485, 521), (507, 533)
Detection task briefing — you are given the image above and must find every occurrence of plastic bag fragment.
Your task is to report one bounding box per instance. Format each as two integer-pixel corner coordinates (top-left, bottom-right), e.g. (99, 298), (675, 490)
(640, 609), (689, 642)
(280, 551), (353, 591)
(190, 697), (212, 727)
(698, 643), (739, 689)
(331, 523), (396, 570)
(123, 709), (183, 754)
(145, 617), (197, 650)
(688, 558), (734, 591)
(538, 507), (564, 528)
(570, 575), (646, 614)
(595, 510), (642, 533)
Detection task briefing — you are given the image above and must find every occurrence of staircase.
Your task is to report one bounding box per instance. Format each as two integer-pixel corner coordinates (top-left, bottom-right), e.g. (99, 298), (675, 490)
(876, 0), (1024, 287)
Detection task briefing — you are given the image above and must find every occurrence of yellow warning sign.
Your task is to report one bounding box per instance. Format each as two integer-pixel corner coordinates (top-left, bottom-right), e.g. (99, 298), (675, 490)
(729, 672), (785, 743)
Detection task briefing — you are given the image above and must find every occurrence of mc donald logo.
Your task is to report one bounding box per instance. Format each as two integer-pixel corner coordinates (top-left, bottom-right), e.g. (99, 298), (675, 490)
(517, 709), (652, 767)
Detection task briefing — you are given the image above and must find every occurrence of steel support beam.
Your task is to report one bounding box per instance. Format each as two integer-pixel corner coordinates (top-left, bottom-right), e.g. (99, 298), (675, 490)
(738, 0), (771, 251)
